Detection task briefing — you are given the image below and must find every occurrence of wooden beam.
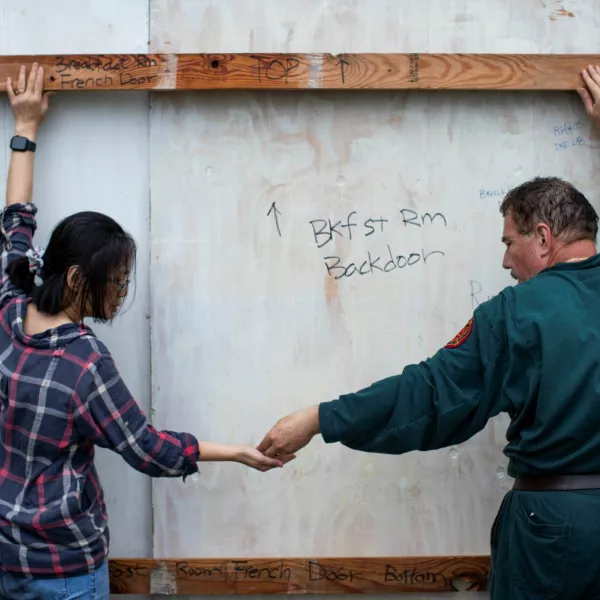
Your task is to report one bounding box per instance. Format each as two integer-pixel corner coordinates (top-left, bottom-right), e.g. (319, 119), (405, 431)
(107, 556), (490, 595)
(0, 54), (597, 92)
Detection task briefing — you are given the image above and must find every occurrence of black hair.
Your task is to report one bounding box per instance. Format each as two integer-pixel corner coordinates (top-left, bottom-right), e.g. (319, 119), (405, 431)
(6, 211), (136, 322)
(500, 176), (598, 244)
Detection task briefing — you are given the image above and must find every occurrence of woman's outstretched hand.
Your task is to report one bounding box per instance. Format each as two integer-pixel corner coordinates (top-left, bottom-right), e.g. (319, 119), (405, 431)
(6, 63), (52, 139)
(234, 445), (296, 472)
(197, 440), (295, 472)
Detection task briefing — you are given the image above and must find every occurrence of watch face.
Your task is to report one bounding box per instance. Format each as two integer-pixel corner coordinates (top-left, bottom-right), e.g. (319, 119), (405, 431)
(11, 136), (28, 151)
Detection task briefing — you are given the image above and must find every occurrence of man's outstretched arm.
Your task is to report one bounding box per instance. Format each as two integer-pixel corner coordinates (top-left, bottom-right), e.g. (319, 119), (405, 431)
(258, 292), (522, 458)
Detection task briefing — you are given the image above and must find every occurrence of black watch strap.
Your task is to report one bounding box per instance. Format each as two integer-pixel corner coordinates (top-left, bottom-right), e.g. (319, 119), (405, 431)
(10, 135), (36, 153)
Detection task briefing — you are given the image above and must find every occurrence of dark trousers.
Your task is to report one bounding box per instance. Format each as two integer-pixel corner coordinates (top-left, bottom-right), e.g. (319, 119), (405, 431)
(490, 489), (600, 599)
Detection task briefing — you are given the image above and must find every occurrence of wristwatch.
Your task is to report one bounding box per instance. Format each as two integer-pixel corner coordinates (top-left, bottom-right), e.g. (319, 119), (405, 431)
(9, 135), (36, 153)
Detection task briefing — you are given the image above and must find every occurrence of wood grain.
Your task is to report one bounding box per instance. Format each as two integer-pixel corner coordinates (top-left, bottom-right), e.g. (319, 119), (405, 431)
(0, 53), (597, 91)
(107, 556), (490, 594)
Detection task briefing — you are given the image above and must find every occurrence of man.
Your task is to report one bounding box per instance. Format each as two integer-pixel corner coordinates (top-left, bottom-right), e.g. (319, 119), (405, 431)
(258, 65), (600, 600)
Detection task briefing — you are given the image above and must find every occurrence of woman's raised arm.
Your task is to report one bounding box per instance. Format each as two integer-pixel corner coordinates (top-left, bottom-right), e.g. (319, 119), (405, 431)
(6, 63), (50, 207)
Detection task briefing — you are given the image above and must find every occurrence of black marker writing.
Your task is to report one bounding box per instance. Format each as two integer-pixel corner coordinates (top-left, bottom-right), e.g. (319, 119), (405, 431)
(267, 202), (282, 237)
(59, 74), (114, 89)
(324, 246), (444, 280)
(409, 54), (420, 83)
(470, 280), (495, 308)
(309, 209), (436, 248)
(251, 55), (300, 83)
(400, 209), (447, 228)
(232, 561), (292, 581)
(177, 562), (223, 578)
(119, 72), (158, 86)
(384, 565), (447, 586)
(308, 561), (361, 582)
(309, 218), (346, 248)
(337, 56), (349, 84)
(364, 217), (389, 237)
(55, 55), (157, 74)
(108, 563), (147, 579)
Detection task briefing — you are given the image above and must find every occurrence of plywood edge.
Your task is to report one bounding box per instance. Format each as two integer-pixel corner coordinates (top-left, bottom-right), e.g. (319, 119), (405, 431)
(108, 556), (490, 594)
(0, 53), (597, 91)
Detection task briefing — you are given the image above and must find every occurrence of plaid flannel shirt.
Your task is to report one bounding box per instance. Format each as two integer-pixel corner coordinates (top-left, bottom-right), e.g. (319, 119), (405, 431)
(0, 203), (199, 577)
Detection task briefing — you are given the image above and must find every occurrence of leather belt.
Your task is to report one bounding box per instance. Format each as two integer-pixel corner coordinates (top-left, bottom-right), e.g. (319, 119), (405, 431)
(513, 474), (600, 491)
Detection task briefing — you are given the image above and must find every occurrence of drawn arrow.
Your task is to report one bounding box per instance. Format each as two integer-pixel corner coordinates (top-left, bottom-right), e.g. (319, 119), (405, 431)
(336, 56), (350, 84)
(267, 201), (282, 237)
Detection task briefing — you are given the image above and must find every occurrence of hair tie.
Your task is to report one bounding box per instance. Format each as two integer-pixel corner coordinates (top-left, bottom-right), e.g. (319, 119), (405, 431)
(25, 246), (45, 287)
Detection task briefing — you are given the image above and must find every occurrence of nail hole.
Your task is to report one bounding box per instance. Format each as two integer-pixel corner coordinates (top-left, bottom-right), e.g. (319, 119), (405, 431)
(211, 60), (219, 69)
(451, 575), (484, 592)
(452, 579), (472, 592)
(49, 76), (55, 82)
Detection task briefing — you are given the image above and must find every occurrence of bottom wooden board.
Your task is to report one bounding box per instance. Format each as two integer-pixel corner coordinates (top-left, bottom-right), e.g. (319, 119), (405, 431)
(108, 557), (490, 595)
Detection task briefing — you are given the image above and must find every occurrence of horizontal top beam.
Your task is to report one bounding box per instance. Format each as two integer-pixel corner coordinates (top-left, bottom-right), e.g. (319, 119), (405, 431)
(0, 53), (597, 91)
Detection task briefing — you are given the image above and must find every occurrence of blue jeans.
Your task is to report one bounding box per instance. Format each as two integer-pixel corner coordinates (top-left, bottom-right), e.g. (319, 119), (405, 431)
(0, 560), (109, 599)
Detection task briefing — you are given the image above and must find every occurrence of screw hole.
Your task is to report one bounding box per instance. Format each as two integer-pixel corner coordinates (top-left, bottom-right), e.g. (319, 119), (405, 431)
(50, 76), (56, 82)
(211, 60), (219, 69)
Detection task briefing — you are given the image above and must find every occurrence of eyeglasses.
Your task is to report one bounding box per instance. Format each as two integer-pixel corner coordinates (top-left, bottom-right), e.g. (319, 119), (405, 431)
(110, 278), (130, 295)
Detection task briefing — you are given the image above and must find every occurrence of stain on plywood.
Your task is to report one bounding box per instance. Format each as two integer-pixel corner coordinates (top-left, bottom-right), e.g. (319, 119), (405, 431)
(550, 7), (576, 19)
(324, 271), (340, 311)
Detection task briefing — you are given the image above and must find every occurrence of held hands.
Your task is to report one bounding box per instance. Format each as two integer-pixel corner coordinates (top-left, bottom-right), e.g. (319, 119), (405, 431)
(257, 406), (320, 458)
(234, 445), (296, 472)
(197, 440), (296, 472)
(198, 406), (319, 473)
(578, 65), (600, 128)
(6, 63), (52, 139)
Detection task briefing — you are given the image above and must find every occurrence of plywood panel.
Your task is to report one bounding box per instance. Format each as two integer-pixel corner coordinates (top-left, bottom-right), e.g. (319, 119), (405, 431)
(0, 0), (153, 571)
(150, 0), (599, 54)
(149, 86), (600, 559)
(148, 3), (600, 600)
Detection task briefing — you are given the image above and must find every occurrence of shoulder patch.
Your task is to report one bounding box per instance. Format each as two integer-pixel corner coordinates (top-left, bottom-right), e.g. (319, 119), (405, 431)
(445, 318), (473, 349)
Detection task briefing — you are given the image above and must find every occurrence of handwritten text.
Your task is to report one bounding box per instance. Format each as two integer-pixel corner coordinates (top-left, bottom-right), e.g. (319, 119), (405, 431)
(554, 120), (583, 137)
(308, 562), (361, 582)
(470, 280), (496, 308)
(309, 209), (447, 249)
(479, 188), (507, 201)
(384, 565), (447, 586)
(251, 55), (300, 83)
(177, 562), (223, 578)
(409, 54), (420, 83)
(108, 563), (147, 579)
(53, 55), (160, 90)
(55, 55), (157, 74)
(324, 247), (445, 279)
(555, 136), (585, 151)
(107, 559), (474, 590)
(552, 120), (586, 151)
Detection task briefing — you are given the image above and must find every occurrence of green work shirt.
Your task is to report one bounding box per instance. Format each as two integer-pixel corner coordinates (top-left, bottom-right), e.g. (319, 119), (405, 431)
(319, 254), (600, 478)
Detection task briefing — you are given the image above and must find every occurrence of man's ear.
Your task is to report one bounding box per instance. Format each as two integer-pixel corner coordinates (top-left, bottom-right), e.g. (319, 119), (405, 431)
(535, 223), (552, 253)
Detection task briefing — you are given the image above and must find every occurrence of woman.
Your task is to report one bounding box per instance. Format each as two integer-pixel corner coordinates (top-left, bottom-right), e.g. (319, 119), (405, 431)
(0, 63), (292, 600)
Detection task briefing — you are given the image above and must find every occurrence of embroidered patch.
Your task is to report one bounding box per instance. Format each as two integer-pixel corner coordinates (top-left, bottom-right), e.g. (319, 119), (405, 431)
(445, 319), (473, 348)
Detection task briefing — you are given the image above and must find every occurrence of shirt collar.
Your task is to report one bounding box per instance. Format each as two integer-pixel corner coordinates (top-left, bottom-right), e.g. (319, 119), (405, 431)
(9, 297), (95, 349)
(542, 253), (600, 274)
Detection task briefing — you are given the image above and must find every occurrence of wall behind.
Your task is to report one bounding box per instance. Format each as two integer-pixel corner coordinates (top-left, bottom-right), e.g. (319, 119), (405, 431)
(1, 2), (599, 600)
(148, 1), (600, 600)
(0, 2), (153, 597)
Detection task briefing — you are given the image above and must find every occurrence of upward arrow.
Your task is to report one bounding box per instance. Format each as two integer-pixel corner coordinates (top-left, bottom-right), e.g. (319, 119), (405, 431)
(267, 201), (282, 237)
